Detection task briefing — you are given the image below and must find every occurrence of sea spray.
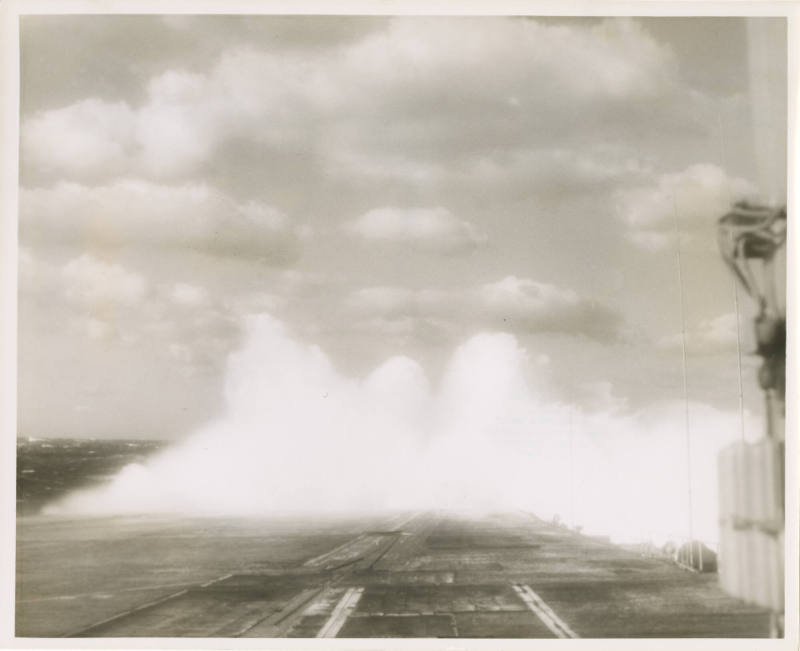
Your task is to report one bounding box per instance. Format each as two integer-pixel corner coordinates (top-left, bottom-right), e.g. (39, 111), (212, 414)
(45, 313), (758, 546)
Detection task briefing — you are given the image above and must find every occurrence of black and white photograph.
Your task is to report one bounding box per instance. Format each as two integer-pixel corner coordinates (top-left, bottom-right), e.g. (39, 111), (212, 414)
(1, 2), (796, 645)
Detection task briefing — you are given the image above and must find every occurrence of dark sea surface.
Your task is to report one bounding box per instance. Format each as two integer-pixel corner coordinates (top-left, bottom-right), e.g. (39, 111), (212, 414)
(16, 437), (167, 515)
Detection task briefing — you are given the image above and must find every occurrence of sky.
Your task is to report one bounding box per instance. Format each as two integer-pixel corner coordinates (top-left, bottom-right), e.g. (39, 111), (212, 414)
(17, 15), (787, 442)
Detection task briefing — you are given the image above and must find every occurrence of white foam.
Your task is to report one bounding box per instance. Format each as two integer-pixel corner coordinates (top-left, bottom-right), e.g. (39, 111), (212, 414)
(45, 313), (758, 546)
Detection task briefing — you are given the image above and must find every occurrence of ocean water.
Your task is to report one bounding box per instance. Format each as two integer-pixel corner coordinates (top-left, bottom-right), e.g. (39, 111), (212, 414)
(16, 437), (166, 516)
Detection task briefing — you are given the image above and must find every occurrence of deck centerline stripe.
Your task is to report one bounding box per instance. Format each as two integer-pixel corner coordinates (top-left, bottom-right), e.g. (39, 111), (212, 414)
(304, 535), (368, 567)
(200, 573), (232, 588)
(512, 583), (579, 639)
(512, 585), (565, 638)
(316, 587), (365, 638)
(522, 586), (579, 638)
(233, 587), (322, 637)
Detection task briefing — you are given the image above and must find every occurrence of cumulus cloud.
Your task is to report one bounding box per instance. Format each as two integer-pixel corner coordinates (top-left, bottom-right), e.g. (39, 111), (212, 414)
(454, 147), (651, 200)
(346, 276), (623, 342)
(573, 380), (629, 414)
(20, 180), (301, 264)
(61, 254), (149, 307)
(345, 287), (452, 343)
(342, 18), (673, 105)
(657, 312), (744, 354)
(616, 163), (756, 250)
(21, 18), (685, 186)
(83, 317), (115, 341)
(345, 207), (485, 254)
(168, 282), (210, 308)
(18, 246), (60, 298)
(18, 16), (780, 446)
(347, 286), (436, 317)
(19, 249), (246, 380)
(475, 277), (621, 340)
(20, 253), (151, 349)
(21, 245), (340, 393)
(22, 99), (137, 181)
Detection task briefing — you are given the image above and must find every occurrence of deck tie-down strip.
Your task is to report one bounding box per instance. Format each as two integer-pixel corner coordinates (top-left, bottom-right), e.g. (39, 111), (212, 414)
(63, 572), (235, 637)
(512, 583), (579, 639)
(316, 587), (365, 638)
(304, 535), (368, 567)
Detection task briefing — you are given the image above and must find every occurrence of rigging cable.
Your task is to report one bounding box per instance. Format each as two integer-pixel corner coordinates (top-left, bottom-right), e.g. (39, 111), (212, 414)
(717, 109), (747, 443)
(672, 195), (696, 568)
